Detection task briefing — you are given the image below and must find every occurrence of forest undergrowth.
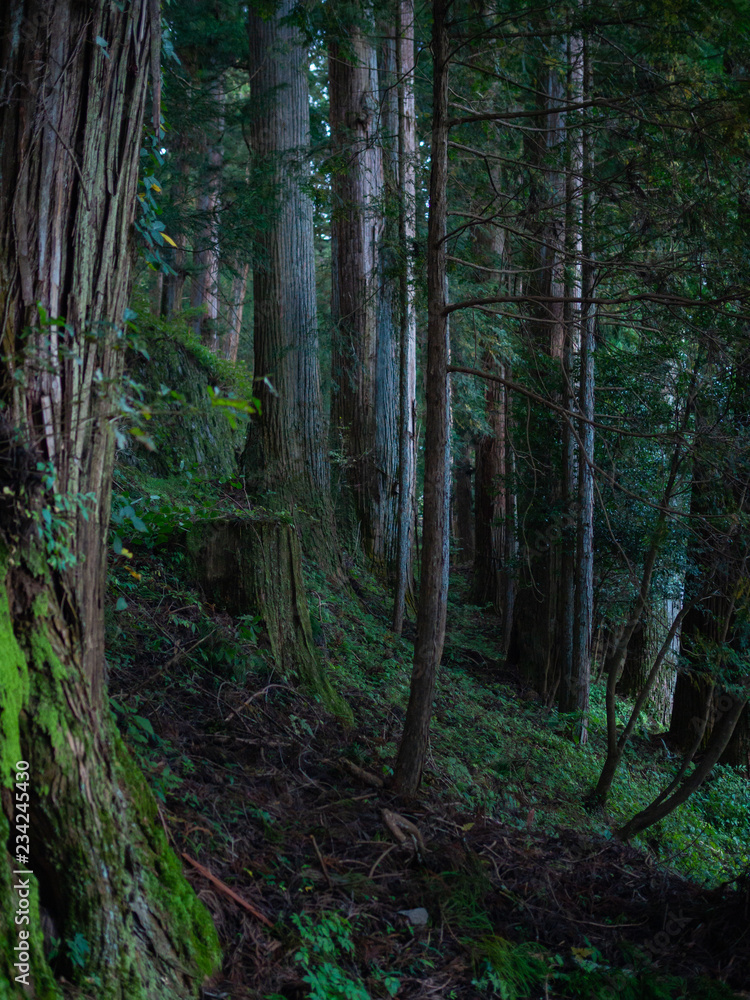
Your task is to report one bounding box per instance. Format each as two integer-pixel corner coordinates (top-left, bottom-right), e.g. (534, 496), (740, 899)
(104, 461), (750, 1000)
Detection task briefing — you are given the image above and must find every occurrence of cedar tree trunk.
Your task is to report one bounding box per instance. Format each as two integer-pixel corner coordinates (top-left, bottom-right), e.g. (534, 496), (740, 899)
(0, 2), (220, 996)
(392, 0), (451, 795)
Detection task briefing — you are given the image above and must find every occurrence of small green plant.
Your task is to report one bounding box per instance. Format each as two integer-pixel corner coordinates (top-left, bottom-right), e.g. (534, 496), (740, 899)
(34, 461), (96, 571)
(291, 911), (371, 1000)
(65, 932), (90, 969)
(470, 936), (547, 998)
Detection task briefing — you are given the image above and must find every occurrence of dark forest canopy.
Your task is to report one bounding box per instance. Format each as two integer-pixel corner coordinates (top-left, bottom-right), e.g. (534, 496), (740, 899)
(0, 0), (749, 996)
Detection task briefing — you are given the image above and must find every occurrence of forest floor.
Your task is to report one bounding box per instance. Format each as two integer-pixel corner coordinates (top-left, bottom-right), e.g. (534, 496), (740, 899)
(105, 468), (750, 1000)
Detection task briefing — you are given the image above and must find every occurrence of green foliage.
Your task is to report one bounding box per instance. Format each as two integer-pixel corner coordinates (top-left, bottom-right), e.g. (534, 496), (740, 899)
(470, 936), (547, 998)
(33, 461), (96, 572)
(291, 911), (371, 1000)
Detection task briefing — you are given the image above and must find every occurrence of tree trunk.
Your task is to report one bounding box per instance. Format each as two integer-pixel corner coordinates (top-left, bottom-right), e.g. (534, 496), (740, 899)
(569, 35), (595, 739)
(190, 77), (224, 349)
(329, 28), (391, 565)
(392, 0), (418, 633)
(374, 27), (403, 574)
(618, 686), (749, 841)
(392, 0), (451, 795)
(244, 2), (331, 507)
(187, 518), (343, 712)
(453, 437), (475, 565)
(507, 32), (567, 696)
(161, 149), (190, 317)
(618, 601), (678, 726)
(0, 2), (220, 995)
(669, 352), (750, 769)
(472, 363), (508, 613)
(223, 262), (249, 362)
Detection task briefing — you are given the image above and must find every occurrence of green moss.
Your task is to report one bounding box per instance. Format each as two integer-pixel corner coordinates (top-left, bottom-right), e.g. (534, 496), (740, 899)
(0, 551), (30, 787)
(27, 616), (68, 755)
(113, 733), (222, 979)
(0, 815), (60, 1000)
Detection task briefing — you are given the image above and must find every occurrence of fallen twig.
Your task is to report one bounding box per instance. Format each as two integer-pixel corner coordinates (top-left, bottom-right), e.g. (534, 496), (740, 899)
(311, 835), (333, 888)
(339, 758), (384, 788)
(181, 853), (274, 928)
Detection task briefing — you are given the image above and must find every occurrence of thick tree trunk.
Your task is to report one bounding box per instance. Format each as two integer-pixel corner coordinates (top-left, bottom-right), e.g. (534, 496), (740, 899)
(618, 601), (678, 725)
(0, 2), (220, 996)
(329, 28), (393, 565)
(392, 0), (451, 796)
(244, 2), (331, 504)
(187, 518), (342, 710)
(392, 0), (418, 632)
(669, 355), (750, 770)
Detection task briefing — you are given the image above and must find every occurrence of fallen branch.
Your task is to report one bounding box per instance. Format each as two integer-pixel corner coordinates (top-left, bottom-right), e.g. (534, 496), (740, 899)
(381, 809), (427, 853)
(339, 758), (384, 788)
(181, 853), (274, 928)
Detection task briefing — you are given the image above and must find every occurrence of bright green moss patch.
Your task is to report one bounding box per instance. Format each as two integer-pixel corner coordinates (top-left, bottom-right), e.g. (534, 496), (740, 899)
(0, 552), (30, 787)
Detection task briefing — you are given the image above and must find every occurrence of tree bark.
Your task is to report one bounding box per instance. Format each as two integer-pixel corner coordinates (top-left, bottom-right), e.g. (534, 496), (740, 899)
(453, 437), (475, 565)
(569, 34), (595, 740)
(187, 518), (342, 711)
(190, 76), (224, 349)
(392, 0), (418, 633)
(223, 262), (249, 362)
(669, 352), (750, 769)
(0, 1), (220, 995)
(392, 0), (451, 796)
(507, 30), (568, 696)
(329, 27), (397, 568)
(244, 2), (331, 506)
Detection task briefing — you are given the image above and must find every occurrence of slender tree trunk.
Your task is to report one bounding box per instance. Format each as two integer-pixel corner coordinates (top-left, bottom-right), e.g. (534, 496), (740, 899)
(618, 685), (749, 841)
(0, 2), (220, 995)
(559, 29), (584, 712)
(392, 0), (451, 795)
(569, 35), (595, 740)
(392, 0), (418, 632)
(375, 26), (403, 573)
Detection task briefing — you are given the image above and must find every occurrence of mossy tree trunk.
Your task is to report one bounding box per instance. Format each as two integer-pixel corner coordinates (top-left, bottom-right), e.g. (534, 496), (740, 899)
(0, 2), (220, 996)
(188, 518), (343, 713)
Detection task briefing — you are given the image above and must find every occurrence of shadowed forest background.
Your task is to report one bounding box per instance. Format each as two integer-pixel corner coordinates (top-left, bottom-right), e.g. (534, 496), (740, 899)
(1, 0), (750, 997)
